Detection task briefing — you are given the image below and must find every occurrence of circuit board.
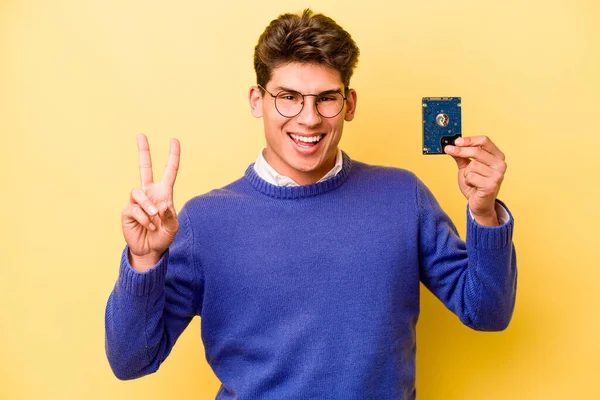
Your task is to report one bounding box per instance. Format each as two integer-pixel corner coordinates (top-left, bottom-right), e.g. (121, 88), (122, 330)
(422, 97), (462, 155)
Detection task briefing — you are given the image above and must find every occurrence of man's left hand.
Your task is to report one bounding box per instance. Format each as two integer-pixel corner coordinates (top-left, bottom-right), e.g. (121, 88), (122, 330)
(444, 136), (507, 227)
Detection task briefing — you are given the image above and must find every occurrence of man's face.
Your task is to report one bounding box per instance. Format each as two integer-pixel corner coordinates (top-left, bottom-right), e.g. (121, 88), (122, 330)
(249, 62), (357, 185)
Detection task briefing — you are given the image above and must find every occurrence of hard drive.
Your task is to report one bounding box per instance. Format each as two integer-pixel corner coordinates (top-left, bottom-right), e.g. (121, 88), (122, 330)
(422, 97), (462, 155)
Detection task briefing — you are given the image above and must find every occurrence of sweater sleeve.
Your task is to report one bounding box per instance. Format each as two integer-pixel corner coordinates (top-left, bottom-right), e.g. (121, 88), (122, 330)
(416, 179), (517, 331)
(104, 206), (203, 379)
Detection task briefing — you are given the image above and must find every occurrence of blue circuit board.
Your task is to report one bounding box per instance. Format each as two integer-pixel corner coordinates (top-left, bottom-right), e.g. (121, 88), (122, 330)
(422, 97), (462, 155)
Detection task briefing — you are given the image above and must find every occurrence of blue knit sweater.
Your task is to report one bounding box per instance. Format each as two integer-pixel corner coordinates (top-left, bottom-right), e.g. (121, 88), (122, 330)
(105, 153), (517, 399)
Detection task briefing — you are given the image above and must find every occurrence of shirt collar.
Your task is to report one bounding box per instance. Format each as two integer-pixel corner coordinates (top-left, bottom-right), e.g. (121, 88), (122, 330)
(253, 148), (344, 187)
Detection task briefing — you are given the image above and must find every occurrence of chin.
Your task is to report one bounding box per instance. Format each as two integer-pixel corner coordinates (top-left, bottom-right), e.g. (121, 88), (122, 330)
(290, 157), (326, 173)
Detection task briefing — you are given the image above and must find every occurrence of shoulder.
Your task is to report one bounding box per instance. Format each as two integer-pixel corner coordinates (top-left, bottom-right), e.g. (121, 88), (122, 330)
(340, 159), (425, 209)
(349, 159), (419, 188)
(180, 176), (252, 216)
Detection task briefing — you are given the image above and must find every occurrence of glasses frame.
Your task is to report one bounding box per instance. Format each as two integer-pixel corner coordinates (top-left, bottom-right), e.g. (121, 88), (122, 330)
(258, 84), (348, 119)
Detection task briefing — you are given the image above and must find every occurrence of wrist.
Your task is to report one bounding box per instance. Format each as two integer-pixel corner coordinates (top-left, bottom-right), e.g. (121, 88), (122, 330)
(471, 208), (499, 227)
(128, 250), (163, 272)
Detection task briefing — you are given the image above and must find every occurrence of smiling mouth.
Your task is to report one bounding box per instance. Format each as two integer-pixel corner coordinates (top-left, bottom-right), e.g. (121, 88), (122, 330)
(288, 133), (325, 147)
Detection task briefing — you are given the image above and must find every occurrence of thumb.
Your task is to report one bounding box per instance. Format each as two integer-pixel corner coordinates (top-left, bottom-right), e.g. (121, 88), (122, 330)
(444, 145), (470, 170)
(158, 200), (179, 233)
(448, 153), (470, 170)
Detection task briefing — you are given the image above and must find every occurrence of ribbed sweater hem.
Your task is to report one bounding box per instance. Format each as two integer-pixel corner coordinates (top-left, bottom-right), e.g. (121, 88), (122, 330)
(117, 247), (169, 296)
(466, 199), (514, 249)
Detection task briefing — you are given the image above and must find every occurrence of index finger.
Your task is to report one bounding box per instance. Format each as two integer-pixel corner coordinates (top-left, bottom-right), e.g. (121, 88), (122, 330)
(137, 134), (154, 189)
(161, 138), (180, 188)
(455, 136), (505, 161)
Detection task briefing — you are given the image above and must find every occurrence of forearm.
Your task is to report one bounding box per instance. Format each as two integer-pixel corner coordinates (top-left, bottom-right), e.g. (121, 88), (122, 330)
(460, 210), (517, 331)
(105, 248), (170, 380)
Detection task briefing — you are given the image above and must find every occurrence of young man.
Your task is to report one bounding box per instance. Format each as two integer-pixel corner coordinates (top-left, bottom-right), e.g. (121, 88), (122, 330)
(106, 9), (516, 399)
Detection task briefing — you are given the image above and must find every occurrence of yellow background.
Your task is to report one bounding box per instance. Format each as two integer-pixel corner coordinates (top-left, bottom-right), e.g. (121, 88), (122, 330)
(1, 0), (598, 398)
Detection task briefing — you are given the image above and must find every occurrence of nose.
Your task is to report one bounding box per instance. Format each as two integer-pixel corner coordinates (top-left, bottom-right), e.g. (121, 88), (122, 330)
(295, 95), (322, 126)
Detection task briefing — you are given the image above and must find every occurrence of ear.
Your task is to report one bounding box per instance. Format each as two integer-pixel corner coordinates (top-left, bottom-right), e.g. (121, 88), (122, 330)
(249, 86), (264, 118)
(344, 88), (357, 121)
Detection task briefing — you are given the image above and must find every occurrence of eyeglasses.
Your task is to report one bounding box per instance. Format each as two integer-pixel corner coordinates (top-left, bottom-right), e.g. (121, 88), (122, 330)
(258, 84), (348, 118)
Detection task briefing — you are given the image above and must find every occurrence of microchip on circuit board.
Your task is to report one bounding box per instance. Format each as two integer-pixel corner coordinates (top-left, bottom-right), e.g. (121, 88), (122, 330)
(422, 97), (462, 155)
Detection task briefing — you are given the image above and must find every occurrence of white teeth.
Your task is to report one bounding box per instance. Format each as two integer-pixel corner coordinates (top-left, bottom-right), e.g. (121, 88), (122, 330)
(290, 134), (324, 143)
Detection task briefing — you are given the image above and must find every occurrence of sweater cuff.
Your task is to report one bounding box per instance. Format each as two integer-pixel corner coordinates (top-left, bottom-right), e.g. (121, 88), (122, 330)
(466, 200), (514, 249)
(117, 246), (169, 296)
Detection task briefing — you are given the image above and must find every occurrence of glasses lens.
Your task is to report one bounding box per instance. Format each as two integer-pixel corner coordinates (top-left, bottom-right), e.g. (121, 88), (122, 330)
(316, 92), (344, 118)
(275, 91), (303, 118)
(274, 91), (345, 118)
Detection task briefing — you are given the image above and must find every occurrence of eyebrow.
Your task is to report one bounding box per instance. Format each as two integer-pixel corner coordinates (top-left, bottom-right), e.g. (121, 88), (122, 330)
(273, 85), (344, 95)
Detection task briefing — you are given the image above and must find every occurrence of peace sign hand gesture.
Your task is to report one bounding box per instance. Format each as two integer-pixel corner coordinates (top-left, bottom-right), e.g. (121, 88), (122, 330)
(121, 134), (181, 272)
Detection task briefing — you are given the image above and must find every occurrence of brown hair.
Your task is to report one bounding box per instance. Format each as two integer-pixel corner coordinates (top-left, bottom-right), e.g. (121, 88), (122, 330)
(254, 9), (360, 89)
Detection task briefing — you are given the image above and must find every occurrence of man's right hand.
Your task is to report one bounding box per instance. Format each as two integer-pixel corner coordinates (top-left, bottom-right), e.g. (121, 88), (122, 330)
(121, 134), (181, 272)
